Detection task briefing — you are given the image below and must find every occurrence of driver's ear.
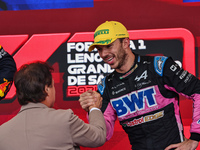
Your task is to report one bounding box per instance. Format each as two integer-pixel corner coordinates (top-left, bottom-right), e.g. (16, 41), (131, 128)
(45, 85), (49, 95)
(122, 38), (130, 49)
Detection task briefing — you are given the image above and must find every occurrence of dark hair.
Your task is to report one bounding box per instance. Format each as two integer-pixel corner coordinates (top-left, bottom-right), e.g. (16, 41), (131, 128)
(14, 61), (54, 105)
(119, 38), (126, 43)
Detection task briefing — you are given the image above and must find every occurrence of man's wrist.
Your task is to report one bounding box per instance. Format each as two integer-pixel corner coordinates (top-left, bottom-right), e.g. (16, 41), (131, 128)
(89, 107), (101, 113)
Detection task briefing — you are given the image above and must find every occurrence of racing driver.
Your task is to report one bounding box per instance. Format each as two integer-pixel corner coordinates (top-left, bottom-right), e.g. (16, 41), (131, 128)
(79, 21), (200, 150)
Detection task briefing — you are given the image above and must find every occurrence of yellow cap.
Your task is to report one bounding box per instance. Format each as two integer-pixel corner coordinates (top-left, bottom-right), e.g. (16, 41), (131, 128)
(88, 21), (129, 52)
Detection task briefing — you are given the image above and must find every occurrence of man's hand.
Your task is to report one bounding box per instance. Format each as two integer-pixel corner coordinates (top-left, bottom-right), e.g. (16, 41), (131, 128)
(79, 89), (102, 112)
(164, 138), (199, 150)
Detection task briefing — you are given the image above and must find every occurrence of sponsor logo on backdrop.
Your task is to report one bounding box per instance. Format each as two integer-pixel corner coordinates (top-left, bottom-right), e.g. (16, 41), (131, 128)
(65, 39), (146, 98)
(66, 42), (113, 97)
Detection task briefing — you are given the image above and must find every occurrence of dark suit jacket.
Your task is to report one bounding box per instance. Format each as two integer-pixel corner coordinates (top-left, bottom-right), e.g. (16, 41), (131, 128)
(0, 102), (106, 150)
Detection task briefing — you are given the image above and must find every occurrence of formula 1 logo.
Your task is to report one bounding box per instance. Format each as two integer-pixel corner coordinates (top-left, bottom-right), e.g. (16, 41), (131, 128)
(0, 28), (196, 103)
(0, 33), (70, 102)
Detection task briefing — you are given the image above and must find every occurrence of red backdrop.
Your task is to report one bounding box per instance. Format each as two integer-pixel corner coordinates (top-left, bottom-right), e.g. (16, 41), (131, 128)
(0, 0), (200, 149)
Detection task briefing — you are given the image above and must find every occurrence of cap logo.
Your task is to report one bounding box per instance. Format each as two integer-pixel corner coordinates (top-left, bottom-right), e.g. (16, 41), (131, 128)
(116, 34), (126, 36)
(94, 29), (109, 38)
(96, 39), (112, 45)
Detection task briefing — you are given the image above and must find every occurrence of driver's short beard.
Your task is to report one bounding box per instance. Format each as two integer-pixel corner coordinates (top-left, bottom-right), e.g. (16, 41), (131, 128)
(116, 47), (128, 70)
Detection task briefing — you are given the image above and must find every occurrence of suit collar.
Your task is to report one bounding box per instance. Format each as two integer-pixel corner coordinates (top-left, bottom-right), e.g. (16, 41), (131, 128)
(19, 102), (48, 113)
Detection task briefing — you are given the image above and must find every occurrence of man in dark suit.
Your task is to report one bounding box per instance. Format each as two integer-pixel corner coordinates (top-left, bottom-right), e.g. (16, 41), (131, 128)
(0, 61), (106, 150)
